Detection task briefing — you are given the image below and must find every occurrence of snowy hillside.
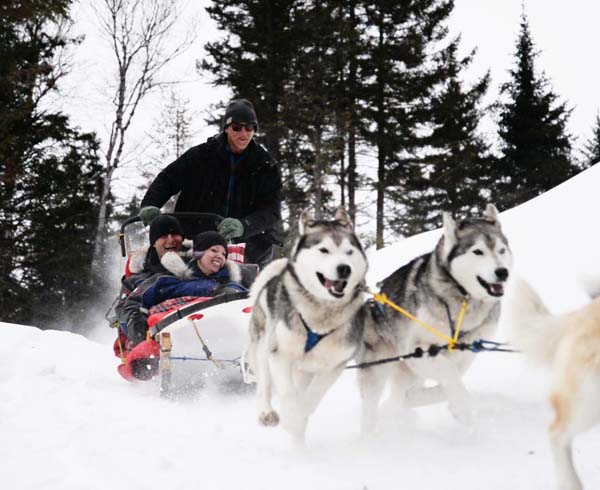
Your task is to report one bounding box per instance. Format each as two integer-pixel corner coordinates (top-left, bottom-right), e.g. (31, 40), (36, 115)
(2, 164), (600, 490)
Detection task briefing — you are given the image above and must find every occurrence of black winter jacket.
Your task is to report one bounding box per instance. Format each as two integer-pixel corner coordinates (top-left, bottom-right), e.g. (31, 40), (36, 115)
(140, 133), (282, 241)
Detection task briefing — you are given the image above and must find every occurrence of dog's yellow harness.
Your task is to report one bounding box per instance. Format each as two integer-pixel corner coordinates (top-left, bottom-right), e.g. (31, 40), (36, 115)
(369, 290), (469, 351)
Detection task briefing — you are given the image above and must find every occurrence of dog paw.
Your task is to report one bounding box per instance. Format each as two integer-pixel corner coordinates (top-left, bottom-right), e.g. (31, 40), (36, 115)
(259, 411), (280, 427)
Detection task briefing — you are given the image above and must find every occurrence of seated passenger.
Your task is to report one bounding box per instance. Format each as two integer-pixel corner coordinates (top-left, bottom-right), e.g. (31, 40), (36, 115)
(185, 230), (247, 296)
(116, 214), (185, 305)
(120, 231), (246, 347)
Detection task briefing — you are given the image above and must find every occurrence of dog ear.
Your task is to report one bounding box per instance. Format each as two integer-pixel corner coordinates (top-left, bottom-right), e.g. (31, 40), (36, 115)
(442, 211), (457, 256)
(334, 207), (353, 230)
(483, 203), (499, 224)
(298, 208), (315, 235)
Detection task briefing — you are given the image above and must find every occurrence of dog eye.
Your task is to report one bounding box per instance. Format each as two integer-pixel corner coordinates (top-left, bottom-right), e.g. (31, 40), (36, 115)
(319, 248), (329, 254)
(346, 250), (354, 256)
(499, 247), (506, 254)
(473, 249), (484, 256)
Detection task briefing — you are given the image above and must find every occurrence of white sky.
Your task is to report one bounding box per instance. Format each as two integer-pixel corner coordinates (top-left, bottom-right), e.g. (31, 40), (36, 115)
(449, 0), (600, 152)
(2, 162), (600, 489)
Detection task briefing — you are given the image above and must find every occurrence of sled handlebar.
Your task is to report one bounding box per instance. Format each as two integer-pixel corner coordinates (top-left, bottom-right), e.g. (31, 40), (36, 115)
(118, 212), (225, 257)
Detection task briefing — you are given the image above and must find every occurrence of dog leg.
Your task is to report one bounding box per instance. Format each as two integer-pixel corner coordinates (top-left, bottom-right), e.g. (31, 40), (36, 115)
(549, 391), (583, 490)
(280, 367), (345, 444)
(279, 370), (315, 445)
(405, 384), (446, 407)
(408, 356), (473, 425)
(550, 438), (581, 490)
(357, 363), (391, 434)
(441, 378), (472, 426)
(301, 365), (346, 415)
(280, 392), (309, 444)
(255, 341), (279, 427)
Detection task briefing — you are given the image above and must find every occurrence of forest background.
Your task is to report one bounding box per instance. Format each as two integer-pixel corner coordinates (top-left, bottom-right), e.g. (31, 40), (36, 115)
(1, 0), (599, 331)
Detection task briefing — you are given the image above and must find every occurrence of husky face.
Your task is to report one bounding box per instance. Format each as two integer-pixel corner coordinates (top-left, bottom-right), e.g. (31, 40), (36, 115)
(292, 208), (368, 302)
(443, 204), (513, 301)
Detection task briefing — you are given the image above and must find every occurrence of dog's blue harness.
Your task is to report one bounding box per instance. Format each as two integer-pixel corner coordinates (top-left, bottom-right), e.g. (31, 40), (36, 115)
(299, 314), (330, 352)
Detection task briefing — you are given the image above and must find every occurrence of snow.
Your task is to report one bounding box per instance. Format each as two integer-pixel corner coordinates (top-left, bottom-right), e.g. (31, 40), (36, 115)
(2, 164), (600, 490)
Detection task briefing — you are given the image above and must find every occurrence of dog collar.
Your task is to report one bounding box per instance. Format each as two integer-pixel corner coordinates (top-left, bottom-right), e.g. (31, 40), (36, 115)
(299, 314), (330, 353)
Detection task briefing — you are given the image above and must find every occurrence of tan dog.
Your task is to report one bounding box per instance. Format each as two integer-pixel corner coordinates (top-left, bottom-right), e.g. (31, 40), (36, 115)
(507, 277), (600, 490)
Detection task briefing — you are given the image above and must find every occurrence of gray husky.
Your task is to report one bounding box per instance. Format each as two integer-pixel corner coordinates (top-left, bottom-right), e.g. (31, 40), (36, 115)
(244, 208), (369, 442)
(358, 204), (513, 431)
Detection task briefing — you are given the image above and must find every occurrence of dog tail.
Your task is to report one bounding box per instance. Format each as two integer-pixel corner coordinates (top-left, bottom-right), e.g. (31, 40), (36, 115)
(249, 257), (289, 303)
(505, 276), (565, 365)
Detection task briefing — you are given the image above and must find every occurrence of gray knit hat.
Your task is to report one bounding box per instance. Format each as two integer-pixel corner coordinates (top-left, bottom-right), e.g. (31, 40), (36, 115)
(222, 98), (258, 130)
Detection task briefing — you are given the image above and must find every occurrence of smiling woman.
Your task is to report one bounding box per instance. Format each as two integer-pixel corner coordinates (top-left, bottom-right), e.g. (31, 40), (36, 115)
(192, 231), (229, 276)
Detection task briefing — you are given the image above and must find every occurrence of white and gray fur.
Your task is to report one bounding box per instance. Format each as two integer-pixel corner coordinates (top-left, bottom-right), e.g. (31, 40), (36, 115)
(245, 208), (369, 443)
(358, 204), (513, 431)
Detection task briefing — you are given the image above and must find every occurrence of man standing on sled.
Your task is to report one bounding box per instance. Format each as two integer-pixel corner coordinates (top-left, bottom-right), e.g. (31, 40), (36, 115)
(138, 98), (282, 269)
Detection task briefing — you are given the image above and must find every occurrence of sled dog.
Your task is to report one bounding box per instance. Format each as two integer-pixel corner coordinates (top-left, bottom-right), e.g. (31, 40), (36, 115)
(245, 208), (368, 442)
(358, 204), (513, 430)
(507, 278), (600, 490)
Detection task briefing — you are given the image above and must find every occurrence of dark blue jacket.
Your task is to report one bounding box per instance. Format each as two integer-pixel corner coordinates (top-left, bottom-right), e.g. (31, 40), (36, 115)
(140, 262), (245, 308)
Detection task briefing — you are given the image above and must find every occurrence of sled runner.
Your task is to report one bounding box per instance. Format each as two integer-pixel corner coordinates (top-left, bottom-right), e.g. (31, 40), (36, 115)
(106, 212), (257, 395)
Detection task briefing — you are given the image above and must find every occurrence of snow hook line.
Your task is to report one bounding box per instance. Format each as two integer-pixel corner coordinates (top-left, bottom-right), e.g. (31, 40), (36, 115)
(346, 339), (518, 370)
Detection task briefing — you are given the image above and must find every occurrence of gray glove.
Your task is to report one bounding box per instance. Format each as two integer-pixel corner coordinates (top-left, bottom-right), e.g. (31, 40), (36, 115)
(139, 206), (161, 226)
(218, 217), (244, 240)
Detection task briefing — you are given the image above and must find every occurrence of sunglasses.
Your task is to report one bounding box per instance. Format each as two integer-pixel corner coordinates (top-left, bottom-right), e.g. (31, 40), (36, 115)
(230, 122), (257, 132)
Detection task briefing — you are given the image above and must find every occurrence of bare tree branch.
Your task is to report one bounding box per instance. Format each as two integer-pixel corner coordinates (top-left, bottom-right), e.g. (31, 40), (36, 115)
(91, 0), (195, 269)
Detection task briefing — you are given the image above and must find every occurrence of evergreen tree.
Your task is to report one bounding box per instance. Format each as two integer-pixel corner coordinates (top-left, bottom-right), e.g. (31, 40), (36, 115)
(0, 1), (102, 326)
(359, 0), (489, 245)
(201, 0), (305, 227)
(201, 0), (298, 160)
(583, 112), (600, 167)
(339, 0), (366, 224)
(390, 43), (494, 235)
(497, 11), (576, 208)
(282, 1), (346, 218)
(201, 0), (493, 244)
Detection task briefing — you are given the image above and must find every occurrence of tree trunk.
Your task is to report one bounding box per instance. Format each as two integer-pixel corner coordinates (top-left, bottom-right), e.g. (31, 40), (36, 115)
(312, 126), (323, 219)
(92, 166), (114, 271)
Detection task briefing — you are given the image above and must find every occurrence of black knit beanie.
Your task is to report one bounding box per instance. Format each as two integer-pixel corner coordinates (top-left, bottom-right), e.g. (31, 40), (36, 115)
(193, 231), (228, 257)
(222, 98), (258, 130)
(149, 215), (184, 245)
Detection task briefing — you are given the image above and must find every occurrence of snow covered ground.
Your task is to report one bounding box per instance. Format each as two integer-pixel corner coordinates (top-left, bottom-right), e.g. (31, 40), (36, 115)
(2, 164), (600, 490)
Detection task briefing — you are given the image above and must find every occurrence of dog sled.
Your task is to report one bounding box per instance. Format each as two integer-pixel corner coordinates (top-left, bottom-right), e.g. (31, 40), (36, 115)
(106, 212), (257, 395)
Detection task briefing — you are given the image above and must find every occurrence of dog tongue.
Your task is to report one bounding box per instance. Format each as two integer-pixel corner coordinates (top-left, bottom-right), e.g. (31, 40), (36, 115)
(490, 283), (504, 295)
(325, 279), (345, 294)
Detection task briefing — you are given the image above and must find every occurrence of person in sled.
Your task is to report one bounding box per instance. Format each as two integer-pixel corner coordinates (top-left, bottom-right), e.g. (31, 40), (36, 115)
(115, 214), (185, 334)
(137, 98), (282, 269)
(115, 214), (183, 316)
(119, 230), (246, 349)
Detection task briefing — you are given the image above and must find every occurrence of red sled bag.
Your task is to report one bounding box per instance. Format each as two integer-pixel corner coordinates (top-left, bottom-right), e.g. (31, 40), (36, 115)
(117, 339), (160, 381)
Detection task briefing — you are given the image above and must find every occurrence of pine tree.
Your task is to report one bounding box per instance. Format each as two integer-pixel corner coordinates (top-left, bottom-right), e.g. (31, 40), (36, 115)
(201, 0), (307, 228)
(0, 0), (102, 326)
(389, 43), (494, 235)
(201, 0), (298, 160)
(359, 0), (490, 245)
(497, 11), (576, 208)
(282, 1), (347, 218)
(322, 0), (369, 224)
(583, 113), (600, 167)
